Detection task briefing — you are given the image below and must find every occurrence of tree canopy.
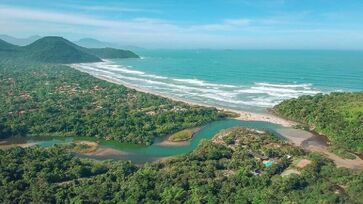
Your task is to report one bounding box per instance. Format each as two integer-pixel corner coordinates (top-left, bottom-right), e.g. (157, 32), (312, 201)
(274, 92), (363, 154)
(0, 61), (228, 145)
(1, 128), (362, 203)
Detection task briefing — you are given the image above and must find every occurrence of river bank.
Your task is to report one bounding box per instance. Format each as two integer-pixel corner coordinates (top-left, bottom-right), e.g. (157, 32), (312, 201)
(1, 119), (363, 169)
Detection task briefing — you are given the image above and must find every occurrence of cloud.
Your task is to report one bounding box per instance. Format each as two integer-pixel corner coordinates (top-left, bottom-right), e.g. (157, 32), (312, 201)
(1, 4), (362, 49)
(0, 5), (116, 27)
(0, 4), (251, 33)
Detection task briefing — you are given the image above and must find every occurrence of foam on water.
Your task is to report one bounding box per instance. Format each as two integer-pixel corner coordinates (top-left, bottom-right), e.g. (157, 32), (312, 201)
(254, 82), (313, 88)
(173, 78), (237, 88)
(71, 61), (325, 111)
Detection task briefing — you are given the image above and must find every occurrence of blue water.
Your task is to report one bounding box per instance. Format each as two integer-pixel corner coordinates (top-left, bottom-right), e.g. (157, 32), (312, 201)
(72, 50), (363, 112)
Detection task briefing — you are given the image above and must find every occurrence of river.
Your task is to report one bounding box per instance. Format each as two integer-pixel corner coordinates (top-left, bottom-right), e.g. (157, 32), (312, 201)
(1, 119), (286, 164)
(1, 118), (361, 169)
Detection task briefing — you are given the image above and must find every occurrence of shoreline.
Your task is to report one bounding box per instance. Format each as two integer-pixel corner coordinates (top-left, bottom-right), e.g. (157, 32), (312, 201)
(74, 69), (297, 127)
(73, 69), (363, 169)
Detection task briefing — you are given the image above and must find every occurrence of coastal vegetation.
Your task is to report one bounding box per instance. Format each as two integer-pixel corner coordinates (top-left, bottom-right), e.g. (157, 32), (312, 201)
(1, 127), (362, 203)
(0, 60), (227, 145)
(0, 36), (139, 64)
(1, 34), (362, 203)
(274, 92), (363, 154)
(168, 129), (195, 142)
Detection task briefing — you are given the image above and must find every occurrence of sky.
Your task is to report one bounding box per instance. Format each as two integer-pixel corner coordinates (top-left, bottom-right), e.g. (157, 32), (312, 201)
(0, 0), (363, 49)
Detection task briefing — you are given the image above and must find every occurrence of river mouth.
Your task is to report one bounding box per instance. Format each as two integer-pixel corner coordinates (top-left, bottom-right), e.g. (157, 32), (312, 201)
(0, 119), (325, 164)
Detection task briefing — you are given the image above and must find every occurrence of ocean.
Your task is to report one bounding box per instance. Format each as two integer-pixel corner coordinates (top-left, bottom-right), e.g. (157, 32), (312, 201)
(72, 50), (363, 113)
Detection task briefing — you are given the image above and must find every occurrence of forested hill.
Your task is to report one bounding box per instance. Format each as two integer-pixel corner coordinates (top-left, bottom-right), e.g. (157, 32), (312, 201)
(273, 92), (363, 154)
(23, 37), (101, 63)
(0, 36), (139, 64)
(0, 39), (18, 51)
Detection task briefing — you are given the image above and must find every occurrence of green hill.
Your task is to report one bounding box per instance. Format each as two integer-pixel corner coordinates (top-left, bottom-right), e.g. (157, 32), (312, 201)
(0, 36), (139, 64)
(273, 92), (363, 153)
(0, 39), (19, 51)
(0, 39), (20, 60)
(24, 37), (102, 63)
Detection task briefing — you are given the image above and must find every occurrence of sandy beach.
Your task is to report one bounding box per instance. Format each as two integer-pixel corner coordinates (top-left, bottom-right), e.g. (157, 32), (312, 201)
(76, 71), (297, 127)
(157, 140), (189, 147)
(233, 110), (296, 127)
(84, 147), (127, 157)
(74, 141), (98, 147)
(275, 128), (315, 146)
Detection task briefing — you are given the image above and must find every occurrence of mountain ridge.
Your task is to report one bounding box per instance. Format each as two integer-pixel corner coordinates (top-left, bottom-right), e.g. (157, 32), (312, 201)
(0, 34), (41, 46)
(74, 37), (145, 50)
(23, 36), (101, 63)
(0, 39), (19, 51)
(0, 36), (139, 63)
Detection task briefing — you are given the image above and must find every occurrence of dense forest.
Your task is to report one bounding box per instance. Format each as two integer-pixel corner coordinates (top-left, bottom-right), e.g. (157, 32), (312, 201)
(0, 61), (228, 144)
(273, 93), (363, 154)
(0, 36), (139, 64)
(1, 35), (362, 203)
(1, 127), (362, 203)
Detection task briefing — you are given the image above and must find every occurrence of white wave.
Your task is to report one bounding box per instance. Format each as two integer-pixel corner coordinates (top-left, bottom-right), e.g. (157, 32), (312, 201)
(71, 62), (323, 109)
(173, 78), (207, 85)
(236, 85), (320, 98)
(199, 93), (239, 104)
(93, 63), (170, 80)
(255, 82), (312, 88)
(72, 64), (115, 76)
(248, 101), (277, 107)
(251, 86), (320, 94)
(173, 78), (237, 88)
(95, 64), (146, 75)
(104, 73), (219, 94)
(144, 74), (168, 79)
(215, 92), (239, 98)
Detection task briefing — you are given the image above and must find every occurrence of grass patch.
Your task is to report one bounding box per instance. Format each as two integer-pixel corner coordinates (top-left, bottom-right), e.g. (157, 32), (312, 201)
(222, 111), (240, 118)
(329, 147), (357, 160)
(71, 141), (99, 153)
(168, 129), (194, 142)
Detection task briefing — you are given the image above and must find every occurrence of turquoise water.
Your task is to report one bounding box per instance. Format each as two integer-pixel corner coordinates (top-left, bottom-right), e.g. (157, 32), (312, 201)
(73, 50), (363, 112)
(263, 161), (274, 167)
(81, 120), (282, 163)
(119, 119), (281, 156)
(1, 120), (283, 164)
